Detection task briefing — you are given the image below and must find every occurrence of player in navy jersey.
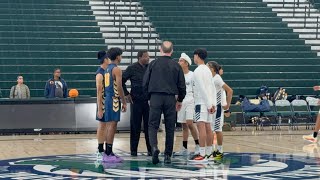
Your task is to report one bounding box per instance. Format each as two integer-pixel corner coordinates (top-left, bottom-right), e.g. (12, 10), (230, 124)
(103, 47), (127, 163)
(95, 50), (110, 161)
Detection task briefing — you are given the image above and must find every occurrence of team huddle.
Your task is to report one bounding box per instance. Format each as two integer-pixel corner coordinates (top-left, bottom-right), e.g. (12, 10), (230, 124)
(94, 42), (233, 164)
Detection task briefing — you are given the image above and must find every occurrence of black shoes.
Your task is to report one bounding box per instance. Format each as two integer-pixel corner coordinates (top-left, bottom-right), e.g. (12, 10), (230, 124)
(131, 152), (138, 157)
(164, 155), (171, 164)
(152, 147), (160, 165)
(147, 151), (152, 156)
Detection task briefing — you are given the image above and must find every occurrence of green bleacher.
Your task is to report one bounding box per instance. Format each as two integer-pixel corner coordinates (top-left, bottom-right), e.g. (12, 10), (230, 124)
(140, 0), (320, 98)
(0, 0), (106, 97)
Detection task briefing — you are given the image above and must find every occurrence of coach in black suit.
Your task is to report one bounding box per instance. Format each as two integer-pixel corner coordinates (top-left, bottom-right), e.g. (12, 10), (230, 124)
(143, 41), (186, 164)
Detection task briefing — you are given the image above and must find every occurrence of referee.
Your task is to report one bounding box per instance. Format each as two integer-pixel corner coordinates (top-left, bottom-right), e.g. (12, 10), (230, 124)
(143, 41), (186, 164)
(122, 50), (152, 157)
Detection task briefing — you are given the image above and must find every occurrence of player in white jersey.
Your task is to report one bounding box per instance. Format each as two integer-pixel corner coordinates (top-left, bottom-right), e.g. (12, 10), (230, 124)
(189, 48), (216, 162)
(207, 61), (233, 161)
(175, 53), (200, 156)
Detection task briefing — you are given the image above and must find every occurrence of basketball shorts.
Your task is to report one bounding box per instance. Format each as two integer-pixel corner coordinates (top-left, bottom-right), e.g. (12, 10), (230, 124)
(177, 101), (195, 123)
(212, 104), (224, 132)
(104, 95), (121, 122)
(195, 104), (213, 123)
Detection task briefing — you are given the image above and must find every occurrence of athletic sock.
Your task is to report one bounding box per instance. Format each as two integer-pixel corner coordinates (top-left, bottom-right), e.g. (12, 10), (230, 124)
(105, 144), (113, 156)
(217, 145), (223, 153)
(206, 146), (213, 156)
(199, 147), (206, 157)
(98, 143), (104, 153)
(314, 132), (318, 138)
(194, 139), (199, 145)
(183, 141), (188, 149)
(212, 144), (216, 152)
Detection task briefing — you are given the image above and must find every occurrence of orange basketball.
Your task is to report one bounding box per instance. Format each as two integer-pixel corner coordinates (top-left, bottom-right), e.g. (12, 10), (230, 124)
(69, 89), (79, 98)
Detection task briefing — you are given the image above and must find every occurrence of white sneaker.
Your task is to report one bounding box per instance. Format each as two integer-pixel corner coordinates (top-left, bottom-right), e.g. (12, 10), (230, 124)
(303, 134), (318, 143)
(174, 147), (189, 156)
(96, 151), (104, 161)
(194, 145), (200, 155)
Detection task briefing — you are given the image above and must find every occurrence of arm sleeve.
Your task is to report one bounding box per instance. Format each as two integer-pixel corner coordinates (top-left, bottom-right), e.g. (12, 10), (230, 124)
(194, 70), (214, 109)
(122, 66), (132, 96)
(9, 86), (14, 99)
(44, 82), (49, 98)
(177, 65), (186, 102)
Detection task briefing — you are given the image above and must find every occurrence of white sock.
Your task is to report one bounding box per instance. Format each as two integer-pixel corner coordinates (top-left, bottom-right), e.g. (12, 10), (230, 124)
(212, 144), (216, 151)
(217, 145), (223, 153)
(199, 147), (206, 157)
(206, 146), (213, 156)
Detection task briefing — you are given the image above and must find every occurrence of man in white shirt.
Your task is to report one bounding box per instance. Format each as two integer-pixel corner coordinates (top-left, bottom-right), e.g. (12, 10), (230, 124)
(189, 48), (216, 162)
(175, 53), (200, 156)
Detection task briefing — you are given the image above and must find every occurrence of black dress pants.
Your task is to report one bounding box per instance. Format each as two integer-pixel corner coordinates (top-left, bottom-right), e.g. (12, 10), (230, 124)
(130, 101), (151, 153)
(148, 93), (176, 156)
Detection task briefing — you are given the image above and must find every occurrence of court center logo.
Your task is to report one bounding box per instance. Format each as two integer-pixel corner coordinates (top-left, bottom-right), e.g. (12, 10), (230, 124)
(0, 152), (320, 179)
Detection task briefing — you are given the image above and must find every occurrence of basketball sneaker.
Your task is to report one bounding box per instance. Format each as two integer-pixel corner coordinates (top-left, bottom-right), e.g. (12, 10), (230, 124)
(303, 134), (318, 143)
(194, 145), (200, 155)
(95, 151), (104, 162)
(188, 154), (208, 163)
(103, 153), (124, 163)
(174, 147), (189, 156)
(213, 150), (224, 161)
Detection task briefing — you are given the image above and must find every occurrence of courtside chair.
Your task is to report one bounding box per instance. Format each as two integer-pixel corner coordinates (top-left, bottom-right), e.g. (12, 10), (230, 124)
(291, 100), (313, 130)
(262, 100), (279, 130)
(275, 100), (296, 130)
(232, 104), (247, 131)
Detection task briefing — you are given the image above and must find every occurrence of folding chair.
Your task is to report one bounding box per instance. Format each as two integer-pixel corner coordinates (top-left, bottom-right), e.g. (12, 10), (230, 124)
(291, 100), (312, 130)
(275, 100), (295, 130)
(231, 104), (247, 130)
(262, 100), (278, 130)
(306, 97), (320, 129)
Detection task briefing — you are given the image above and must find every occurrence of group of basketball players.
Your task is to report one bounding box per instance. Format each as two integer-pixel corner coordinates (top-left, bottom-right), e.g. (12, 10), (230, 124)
(94, 43), (234, 164)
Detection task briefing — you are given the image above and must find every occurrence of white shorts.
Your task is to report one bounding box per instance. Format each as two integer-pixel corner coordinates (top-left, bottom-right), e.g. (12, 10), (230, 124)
(177, 101), (195, 123)
(212, 104), (224, 132)
(195, 104), (213, 123)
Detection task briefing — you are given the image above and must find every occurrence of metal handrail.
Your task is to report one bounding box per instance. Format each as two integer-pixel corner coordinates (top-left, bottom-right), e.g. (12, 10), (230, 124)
(317, 16), (319, 39)
(118, 15), (123, 37)
(135, 4), (139, 26)
(141, 15), (145, 38)
(304, 6), (307, 28)
(108, 1), (111, 15)
(113, 3), (118, 26)
(129, 0), (132, 16)
(293, 0), (296, 17)
(283, 0), (285, 8)
(123, 25), (128, 50)
(131, 38), (135, 64)
(147, 26), (151, 51)
(155, 38), (158, 59)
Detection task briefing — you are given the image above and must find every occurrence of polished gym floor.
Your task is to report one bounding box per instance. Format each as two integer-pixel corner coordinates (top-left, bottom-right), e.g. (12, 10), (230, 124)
(0, 127), (319, 179)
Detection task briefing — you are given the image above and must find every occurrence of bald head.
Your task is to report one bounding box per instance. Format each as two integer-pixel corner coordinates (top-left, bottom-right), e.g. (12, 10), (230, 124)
(160, 41), (173, 55)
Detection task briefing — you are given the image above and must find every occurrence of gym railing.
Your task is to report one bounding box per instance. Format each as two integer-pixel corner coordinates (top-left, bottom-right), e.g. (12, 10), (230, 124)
(131, 38), (135, 64)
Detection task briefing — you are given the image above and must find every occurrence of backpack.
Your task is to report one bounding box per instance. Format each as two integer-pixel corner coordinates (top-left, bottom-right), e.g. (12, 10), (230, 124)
(272, 87), (288, 102)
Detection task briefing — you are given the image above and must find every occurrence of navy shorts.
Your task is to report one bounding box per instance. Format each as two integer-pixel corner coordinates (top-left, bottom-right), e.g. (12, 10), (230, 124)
(104, 95), (121, 122)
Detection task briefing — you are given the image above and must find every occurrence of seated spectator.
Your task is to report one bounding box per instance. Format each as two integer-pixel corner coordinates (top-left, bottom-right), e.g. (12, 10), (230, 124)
(10, 76), (30, 99)
(45, 68), (68, 98)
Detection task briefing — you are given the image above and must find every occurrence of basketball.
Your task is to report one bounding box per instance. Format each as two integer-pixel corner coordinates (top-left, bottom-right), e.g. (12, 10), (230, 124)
(69, 89), (79, 98)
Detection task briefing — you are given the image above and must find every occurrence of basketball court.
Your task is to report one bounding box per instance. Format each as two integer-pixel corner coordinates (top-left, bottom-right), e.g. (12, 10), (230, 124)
(0, 128), (319, 179)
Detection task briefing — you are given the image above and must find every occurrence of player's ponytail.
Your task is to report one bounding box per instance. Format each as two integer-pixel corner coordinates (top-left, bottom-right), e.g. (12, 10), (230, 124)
(207, 61), (221, 75)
